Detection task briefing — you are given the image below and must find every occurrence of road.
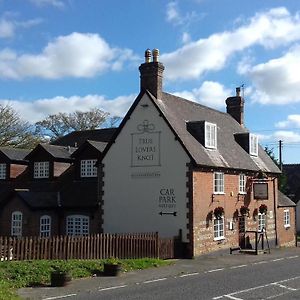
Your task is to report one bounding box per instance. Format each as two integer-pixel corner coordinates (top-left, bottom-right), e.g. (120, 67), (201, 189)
(19, 248), (300, 300)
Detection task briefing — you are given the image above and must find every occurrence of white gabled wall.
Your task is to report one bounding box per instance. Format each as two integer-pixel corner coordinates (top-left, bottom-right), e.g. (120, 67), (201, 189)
(102, 93), (190, 241)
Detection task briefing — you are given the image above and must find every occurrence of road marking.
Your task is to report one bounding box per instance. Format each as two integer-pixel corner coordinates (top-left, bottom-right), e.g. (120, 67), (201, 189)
(286, 255), (299, 259)
(253, 260), (267, 265)
(179, 272), (199, 277)
(230, 264), (247, 269)
(224, 295), (243, 300)
(99, 285), (127, 291)
(271, 282), (297, 291)
(272, 258), (284, 262)
(143, 278), (167, 284)
(207, 268), (224, 273)
(43, 295), (77, 300)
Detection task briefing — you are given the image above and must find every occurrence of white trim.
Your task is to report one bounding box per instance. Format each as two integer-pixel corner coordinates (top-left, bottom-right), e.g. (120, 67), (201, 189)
(214, 172), (224, 194)
(249, 134), (258, 156)
(258, 212), (266, 232)
(40, 215), (51, 237)
(66, 215), (89, 236)
(239, 173), (246, 194)
(213, 216), (225, 240)
(11, 211), (22, 237)
(205, 122), (217, 149)
(0, 163), (6, 179)
(34, 161), (49, 178)
(80, 159), (97, 177)
(284, 209), (290, 228)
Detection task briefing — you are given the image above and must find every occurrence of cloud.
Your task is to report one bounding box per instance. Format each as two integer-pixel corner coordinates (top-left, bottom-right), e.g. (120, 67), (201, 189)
(276, 115), (300, 128)
(161, 7), (300, 81)
(241, 45), (300, 105)
(0, 93), (136, 123)
(0, 18), (14, 38)
(29, 0), (65, 8)
(0, 32), (138, 79)
(258, 131), (300, 143)
(172, 81), (231, 109)
(166, 2), (182, 25)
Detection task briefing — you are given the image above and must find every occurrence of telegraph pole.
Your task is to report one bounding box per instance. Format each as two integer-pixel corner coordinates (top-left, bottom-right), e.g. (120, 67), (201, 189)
(279, 140), (283, 171)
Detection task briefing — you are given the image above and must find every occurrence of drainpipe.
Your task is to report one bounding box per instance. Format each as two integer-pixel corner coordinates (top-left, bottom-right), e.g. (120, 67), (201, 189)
(273, 177), (278, 246)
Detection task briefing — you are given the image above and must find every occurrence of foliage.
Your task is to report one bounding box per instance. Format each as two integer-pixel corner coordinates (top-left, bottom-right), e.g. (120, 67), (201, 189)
(259, 204), (268, 214)
(214, 206), (224, 218)
(0, 104), (45, 149)
(240, 205), (250, 216)
(35, 108), (116, 140)
(264, 146), (287, 193)
(0, 258), (172, 299)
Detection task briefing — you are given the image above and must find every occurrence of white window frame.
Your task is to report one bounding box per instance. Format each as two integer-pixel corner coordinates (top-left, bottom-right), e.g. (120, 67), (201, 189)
(284, 209), (290, 228)
(40, 215), (51, 237)
(258, 213), (266, 232)
(214, 172), (224, 194)
(205, 122), (217, 149)
(66, 215), (89, 236)
(0, 163), (6, 179)
(214, 217), (225, 240)
(249, 134), (258, 156)
(239, 174), (246, 194)
(80, 159), (97, 178)
(34, 161), (49, 178)
(11, 211), (22, 237)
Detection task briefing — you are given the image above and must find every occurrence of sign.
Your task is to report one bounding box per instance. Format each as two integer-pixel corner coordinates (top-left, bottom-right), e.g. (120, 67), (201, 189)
(253, 183), (268, 199)
(158, 188), (176, 210)
(131, 120), (161, 167)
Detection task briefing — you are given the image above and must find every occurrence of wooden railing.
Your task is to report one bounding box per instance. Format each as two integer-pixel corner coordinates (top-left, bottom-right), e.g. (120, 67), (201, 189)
(0, 233), (175, 261)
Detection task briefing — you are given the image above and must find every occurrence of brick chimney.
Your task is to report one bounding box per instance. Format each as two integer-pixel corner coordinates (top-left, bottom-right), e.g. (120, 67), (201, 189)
(226, 87), (245, 127)
(139, 48), (165, 100)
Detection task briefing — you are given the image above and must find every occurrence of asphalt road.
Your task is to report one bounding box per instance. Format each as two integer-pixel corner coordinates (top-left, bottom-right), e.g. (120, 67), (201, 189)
(19, 247), (300, 300)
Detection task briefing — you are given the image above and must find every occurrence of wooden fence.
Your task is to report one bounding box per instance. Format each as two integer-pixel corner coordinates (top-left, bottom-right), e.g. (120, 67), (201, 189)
(0, 233), (175, 261)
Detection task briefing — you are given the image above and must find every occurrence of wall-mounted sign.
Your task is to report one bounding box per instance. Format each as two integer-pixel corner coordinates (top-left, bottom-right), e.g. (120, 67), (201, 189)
(253, 182), (268, 200)
(158, 188), (176, 210)
(131, 120), (161, 167)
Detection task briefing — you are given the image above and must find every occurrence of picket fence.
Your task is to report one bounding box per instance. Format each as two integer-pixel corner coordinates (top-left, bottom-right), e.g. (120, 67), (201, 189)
(0, 233), (175, 261)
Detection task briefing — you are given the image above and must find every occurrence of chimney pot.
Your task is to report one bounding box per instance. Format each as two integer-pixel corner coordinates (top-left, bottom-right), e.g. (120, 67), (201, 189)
(226, 88), (245, 127)
(145, 49), (151, 63)
(152, 48), (159, 62)
(236, 87), (241, 96)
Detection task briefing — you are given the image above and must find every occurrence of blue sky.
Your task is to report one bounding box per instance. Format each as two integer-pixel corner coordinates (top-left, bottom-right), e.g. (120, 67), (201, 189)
(0, 0), (300, 163)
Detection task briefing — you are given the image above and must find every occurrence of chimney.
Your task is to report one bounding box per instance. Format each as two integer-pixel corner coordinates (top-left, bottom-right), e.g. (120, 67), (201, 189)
(225, 87), (245, 127)
(139, 48), (165, 100)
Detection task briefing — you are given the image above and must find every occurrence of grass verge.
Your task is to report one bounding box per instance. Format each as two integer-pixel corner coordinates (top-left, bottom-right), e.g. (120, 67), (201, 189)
(0, 258), (172, 300)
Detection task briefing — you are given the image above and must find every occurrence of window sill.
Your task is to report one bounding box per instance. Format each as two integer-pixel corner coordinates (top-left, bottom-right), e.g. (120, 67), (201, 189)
(284, 225), (290, 229)
(214, 237), (225, 241)
(238, 192), (247, 195)
(213, 192), (225, 195)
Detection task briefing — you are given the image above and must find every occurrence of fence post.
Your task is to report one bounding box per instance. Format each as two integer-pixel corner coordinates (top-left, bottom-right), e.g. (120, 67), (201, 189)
(155, 232), (159, 259)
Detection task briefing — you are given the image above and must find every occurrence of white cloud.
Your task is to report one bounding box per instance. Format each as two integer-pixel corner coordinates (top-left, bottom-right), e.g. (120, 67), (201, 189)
(182, 32), (191, 44)
(29, 0), (65, 8)
(161, 7), (300, 81)
(0, 93), (136, 123)
(173, 81), (231, 109)
(166, 2), (182, 25)
(0, 32), (137, 79)
(0, 18), (14, 38)
(241, 45), (300, 105)
(259, 130), (300, 143)
(276, 115), (300, 128)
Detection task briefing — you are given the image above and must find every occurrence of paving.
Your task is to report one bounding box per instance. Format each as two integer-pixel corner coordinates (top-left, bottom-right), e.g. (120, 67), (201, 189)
(18, 246), (300, 300)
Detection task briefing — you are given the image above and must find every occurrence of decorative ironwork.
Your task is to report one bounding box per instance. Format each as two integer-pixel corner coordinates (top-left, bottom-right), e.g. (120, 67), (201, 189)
(137, 120), (155, 133)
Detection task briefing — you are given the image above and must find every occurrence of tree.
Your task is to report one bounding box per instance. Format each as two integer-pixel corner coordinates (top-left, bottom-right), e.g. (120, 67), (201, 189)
(35, 108), (111, 139)
(264, 146), (287, 193)
(0, 104), (45, 149)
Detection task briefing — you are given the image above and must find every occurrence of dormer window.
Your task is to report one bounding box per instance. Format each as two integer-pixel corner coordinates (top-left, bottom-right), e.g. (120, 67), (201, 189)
(205, 122), (217, 149)
(81, 159), (97, 177)
(0, 163), (6, 179)
(34, 161), (49, 178)
(249, 134), (258, 156)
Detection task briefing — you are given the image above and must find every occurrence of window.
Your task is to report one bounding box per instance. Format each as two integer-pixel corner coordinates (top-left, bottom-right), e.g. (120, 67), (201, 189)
(0, 163), (6, 179)
(284, 210), (290, 228)
(249, 134), (258, 156)
(40, 215), (51, 237)
(205, 122), (217, 149)
(66, 215), (89, 236)
(214, 217), (224, 240)
(214, 172), (224, 194)
(239, 174), (246, 194)
(34, 161), (49, 178)
(80, 159), (97, 177)
(11, 211), (22, 237)
(258, 213), (266, 232)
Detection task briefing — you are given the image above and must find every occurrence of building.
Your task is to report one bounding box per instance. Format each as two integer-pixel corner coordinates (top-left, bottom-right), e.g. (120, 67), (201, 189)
(100, 49), (296, 257)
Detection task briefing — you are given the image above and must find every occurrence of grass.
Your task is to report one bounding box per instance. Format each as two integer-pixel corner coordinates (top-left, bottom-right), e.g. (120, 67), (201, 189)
(0, 258), (172, 300)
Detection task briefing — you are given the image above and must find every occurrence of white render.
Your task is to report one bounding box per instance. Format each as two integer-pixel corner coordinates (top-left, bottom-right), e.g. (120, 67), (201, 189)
(102, 93), (190, 241)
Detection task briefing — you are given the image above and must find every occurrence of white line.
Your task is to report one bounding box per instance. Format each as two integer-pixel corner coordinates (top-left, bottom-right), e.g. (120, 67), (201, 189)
(286, 255), (299, 259)
(207, 268), (224, 273)
(143, 278), (167, 284)
(43, 295), (77, 300)
(212, 296), (223, 300)
(230, 264), (247, 269)
(179, 272), (199, 277)
(271, 282), (297, 291)
(99, 285), (127, 291)
(272, 258), (284, 262)
(253, 260), (267, 265)
(224, 295), (243, 300)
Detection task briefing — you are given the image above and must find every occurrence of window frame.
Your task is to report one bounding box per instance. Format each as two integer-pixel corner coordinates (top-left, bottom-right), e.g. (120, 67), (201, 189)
(66, 215), (89, 236)
(239, 174), (246, 194)
(11, 211), (22, 237)
(284, 209), (290, 228)
(214, 216), (225, 240)
(205, 122), (217, 149)
(0, 163), (6, 179)
(214, 172), (224, 194)
(80, 159), (98, 178)
(40, 215), (51, 237)
(33, 161), (50, 179)
(258, 213), (266, 232)
(249, 134), (258, 156)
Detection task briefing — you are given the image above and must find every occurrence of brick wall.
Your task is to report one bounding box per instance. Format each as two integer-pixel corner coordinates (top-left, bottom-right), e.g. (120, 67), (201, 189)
(10, 164), (27, 179)
(277, 206), (296, 247)
(192, 170), (277, 256)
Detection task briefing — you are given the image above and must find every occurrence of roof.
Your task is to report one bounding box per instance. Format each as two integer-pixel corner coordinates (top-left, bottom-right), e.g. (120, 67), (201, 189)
(71, 140), (107, 158)
(52, 128), (117, 147)
(277, 190), (296, 207)
(0, 147), (30, 163)
(16, 191), (58, 209)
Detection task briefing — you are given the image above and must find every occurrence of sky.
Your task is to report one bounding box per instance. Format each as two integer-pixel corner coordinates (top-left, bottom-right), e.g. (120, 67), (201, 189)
(0, 0), (300, 164)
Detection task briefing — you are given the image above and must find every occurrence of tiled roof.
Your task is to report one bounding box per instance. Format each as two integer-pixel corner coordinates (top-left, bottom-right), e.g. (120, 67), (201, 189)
(52, 128), (117, 147)
(0, 147), (30, 162)
(277, 190), (296, 207)
(25, 144), (76, 160)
